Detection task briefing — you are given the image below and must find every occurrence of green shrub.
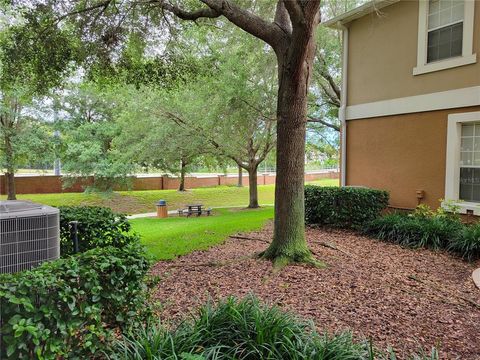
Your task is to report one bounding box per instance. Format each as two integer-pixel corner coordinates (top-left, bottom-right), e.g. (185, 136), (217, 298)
(59, 206), (139, 256)
(305, 186), (389, 229)
(450, 223), (480, 260)
(362, 213), (463, 250)
(111, 296), (438, 360)
(0, 243), (151, 359)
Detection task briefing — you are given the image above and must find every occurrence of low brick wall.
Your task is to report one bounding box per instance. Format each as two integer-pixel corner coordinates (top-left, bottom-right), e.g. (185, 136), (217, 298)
(0, 171), (339, 195)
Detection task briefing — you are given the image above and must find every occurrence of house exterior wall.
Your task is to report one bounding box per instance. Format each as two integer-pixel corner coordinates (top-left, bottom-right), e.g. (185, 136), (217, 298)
(346, 106), (480, 209)
(347, 0), (480, 106)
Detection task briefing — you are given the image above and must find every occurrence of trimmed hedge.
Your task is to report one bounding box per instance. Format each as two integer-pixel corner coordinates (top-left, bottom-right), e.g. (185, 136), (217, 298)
(0, 243), (151, 359)
(305, 186), (389, 229)
(59, 206), (139, 256)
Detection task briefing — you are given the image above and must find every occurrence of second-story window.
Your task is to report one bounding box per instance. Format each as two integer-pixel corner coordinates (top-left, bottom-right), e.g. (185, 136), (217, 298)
(427, 0), (464, 63)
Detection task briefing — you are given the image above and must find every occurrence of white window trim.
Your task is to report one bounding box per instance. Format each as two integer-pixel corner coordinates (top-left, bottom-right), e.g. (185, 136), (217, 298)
(345, 85), (480, 120)
(445, 111), (480, 215)
(414, 0), (476, 76)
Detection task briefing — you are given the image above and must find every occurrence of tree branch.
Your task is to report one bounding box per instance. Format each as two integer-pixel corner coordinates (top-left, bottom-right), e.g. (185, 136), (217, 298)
(52, 0), (113, 26)
(316, 53), (341, 106)
(198, 0), (282, 47)
(318, 82), (341, 108)
(273, 0), (292, 36)
(155, 0), (221, 20)
(307, 117), (340, 132)
(282, 0), (304, 26)
(239, 98), (276, 122)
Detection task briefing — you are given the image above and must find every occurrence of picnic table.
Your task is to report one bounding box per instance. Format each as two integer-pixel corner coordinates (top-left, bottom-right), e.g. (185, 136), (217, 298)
(178, 204), (212, 217)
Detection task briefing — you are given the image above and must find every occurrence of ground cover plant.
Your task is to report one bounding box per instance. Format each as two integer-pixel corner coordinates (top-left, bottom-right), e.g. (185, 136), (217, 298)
(150, 223), (480, 359)
(112, 296), (438, 360)
(363, 203), (480, 260)
(305, 186), (389, 229)
(0, 243), (151, 359)
(131, 207), (274, 260)
(59, 205), (139, 255)
(1, 179), (338, 214)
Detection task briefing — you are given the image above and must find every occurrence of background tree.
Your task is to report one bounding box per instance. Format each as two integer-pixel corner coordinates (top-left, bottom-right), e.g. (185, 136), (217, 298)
(113, 86), (207, 192)
(56, 83), (134, 191)
(306, 1), (365, 167)
(0, 3), (75, 199)
(18, 0), (329, 265)
(158, 32), (277, 208)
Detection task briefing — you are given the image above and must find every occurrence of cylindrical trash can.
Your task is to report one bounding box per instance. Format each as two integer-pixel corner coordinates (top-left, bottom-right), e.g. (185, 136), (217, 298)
(156, 200), (168, 218)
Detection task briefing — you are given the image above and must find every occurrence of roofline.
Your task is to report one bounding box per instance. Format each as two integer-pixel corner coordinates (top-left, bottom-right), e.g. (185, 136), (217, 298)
(322, 0), (401, 29)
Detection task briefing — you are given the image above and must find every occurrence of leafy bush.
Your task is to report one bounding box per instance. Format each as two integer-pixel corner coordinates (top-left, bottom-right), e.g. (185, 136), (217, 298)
(111, 296), (438, 360)
(0, 243), (151, 359)
(59, 205), (139, 256)
(305, 186), (389, 229)
(362, 213), (463, 249)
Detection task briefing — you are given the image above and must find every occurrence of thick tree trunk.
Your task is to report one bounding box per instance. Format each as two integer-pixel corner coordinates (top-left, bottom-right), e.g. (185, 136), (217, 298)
(263, 31), (320, 266)
(263, 86), (310, 263)
(5, 171), (16, 200)
(247, 166), (259, 208)
(4, 132), (16, 200)
(179, 159), (186, 192)
(237, 164), (243, 187)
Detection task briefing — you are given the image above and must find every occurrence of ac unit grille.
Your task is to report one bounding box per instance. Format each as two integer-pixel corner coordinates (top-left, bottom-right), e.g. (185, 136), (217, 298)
(0, 202), (60, 274)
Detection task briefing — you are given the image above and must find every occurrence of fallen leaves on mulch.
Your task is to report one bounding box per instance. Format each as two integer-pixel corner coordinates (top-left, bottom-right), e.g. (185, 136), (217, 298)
(151, 223), (480, 359)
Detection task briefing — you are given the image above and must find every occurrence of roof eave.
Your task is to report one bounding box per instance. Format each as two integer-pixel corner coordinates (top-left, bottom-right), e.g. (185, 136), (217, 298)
(322, 0), (401, 29)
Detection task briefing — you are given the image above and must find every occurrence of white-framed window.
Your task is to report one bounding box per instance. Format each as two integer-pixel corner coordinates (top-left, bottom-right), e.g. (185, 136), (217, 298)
(445, 111), (480, 214)
(414, 0), (476, 75)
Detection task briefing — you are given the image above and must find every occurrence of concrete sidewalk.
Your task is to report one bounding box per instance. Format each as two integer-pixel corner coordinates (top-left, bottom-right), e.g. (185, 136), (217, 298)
(127, 210), (176, 219)
(127, 204), (274, 219)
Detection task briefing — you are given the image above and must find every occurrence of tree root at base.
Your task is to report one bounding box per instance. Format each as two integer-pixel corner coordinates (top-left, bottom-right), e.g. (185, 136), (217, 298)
(259, 249), (327, 272)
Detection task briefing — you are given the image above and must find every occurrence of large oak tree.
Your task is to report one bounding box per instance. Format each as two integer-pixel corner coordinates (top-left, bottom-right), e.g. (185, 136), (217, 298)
(42, 0), (323, 266)
(159, 0), (324, 266)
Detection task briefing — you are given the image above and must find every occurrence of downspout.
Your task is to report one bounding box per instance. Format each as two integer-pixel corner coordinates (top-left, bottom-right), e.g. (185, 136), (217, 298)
(339, 23), (349, 187)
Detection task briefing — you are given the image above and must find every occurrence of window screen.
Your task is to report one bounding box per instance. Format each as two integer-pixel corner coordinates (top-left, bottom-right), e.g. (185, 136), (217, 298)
(459, 123), (480, 202)
(427, 0), (464, 63)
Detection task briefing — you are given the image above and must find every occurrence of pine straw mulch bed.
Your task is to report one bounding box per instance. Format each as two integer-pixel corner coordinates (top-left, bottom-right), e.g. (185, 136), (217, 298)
(150, 223), (480, 359)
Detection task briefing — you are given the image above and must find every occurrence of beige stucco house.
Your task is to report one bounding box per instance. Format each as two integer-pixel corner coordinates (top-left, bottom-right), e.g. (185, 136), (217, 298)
(325, 0), (480, 213)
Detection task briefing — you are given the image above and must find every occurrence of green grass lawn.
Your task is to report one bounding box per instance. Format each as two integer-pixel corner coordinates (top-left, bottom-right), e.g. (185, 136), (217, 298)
(131, 207), (274, 260)
(2, 178), (338, 214)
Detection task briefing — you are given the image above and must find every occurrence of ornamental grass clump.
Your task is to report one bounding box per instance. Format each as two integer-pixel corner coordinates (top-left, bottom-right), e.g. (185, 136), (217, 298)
(450, 223), (480, 260)
(362, 202), (480, 260)
(362, 212), (463, 250)
(112, 296), (438, 360)
(112, 296), (372, 360)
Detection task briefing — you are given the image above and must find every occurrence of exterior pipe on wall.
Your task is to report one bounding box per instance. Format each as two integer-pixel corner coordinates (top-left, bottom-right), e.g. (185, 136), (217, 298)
(339, 24), (349, 187)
